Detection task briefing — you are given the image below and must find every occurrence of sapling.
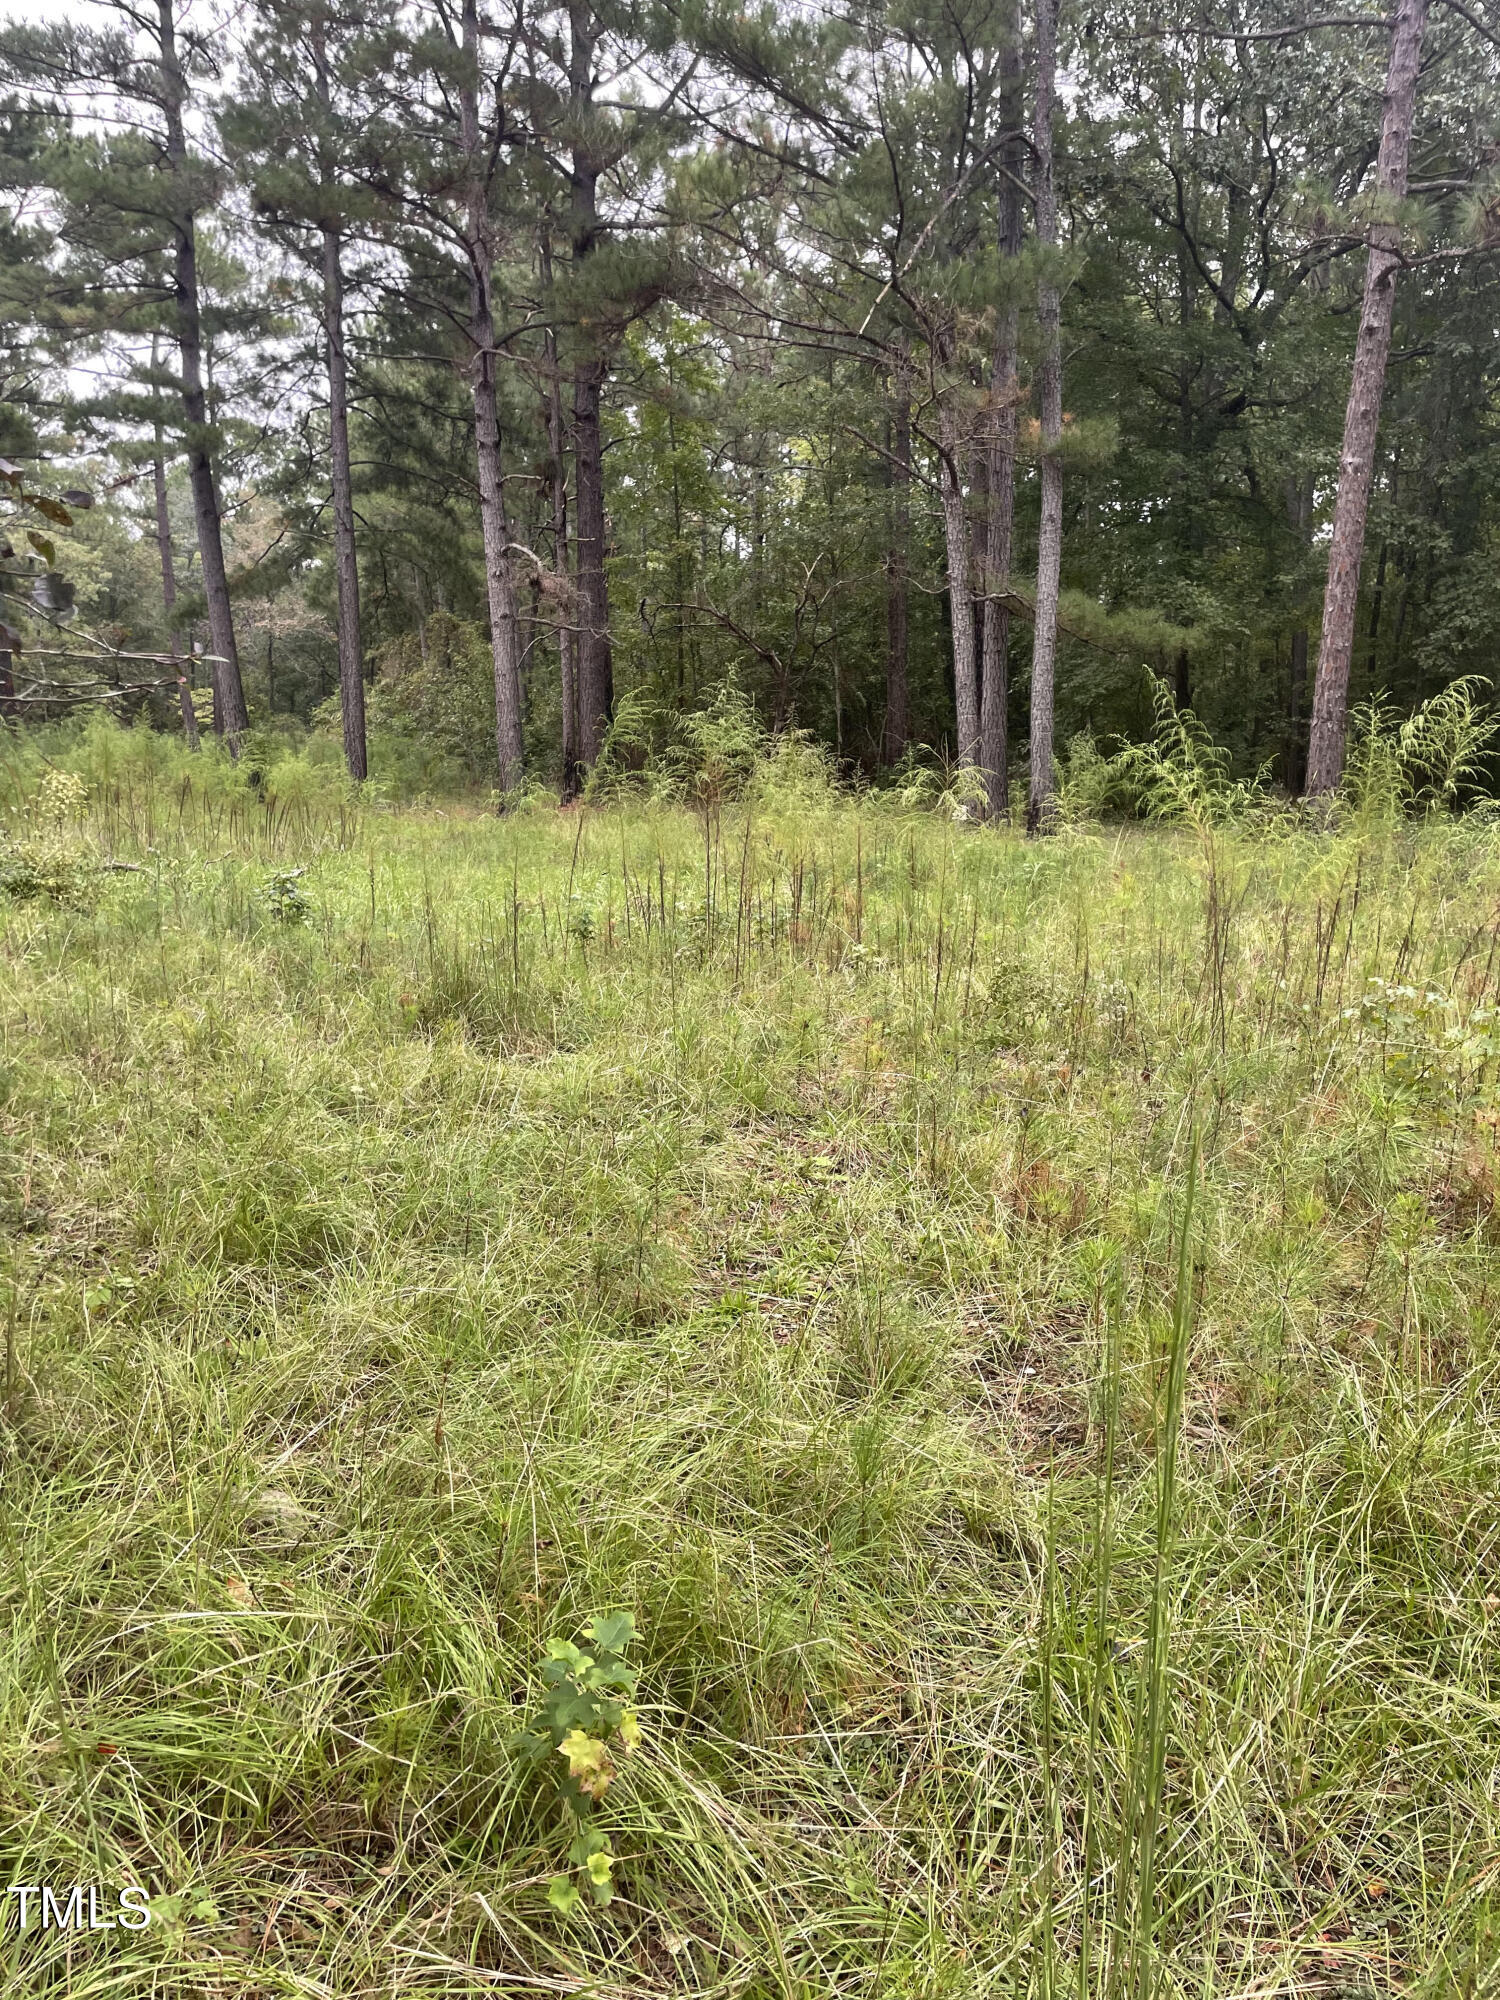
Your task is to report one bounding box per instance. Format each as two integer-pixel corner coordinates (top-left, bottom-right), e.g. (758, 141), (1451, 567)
(515, 1611), (642, 1914)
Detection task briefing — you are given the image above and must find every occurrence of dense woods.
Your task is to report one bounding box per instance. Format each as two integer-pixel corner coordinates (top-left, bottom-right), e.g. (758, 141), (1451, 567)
(2, 0), (1499, 803)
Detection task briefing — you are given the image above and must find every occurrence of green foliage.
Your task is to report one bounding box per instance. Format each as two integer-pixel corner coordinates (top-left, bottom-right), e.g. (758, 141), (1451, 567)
(746, 729), (842, 815)
(1344, 975), (1500, 1109)
(1058, 675), (1271, 829)
(1344, 676), (1499, 829)
(360, 615), (498, 787)
(1396, 675), (1499, 809)
(0, 766), (96, 906)
(515, 1613), (642, 1912)
(588, 678), (766, 808)
(257, 865), (311, 925)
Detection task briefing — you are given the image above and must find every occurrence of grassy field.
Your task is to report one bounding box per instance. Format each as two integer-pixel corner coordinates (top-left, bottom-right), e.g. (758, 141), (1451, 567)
(3, 739), (1500, 1997)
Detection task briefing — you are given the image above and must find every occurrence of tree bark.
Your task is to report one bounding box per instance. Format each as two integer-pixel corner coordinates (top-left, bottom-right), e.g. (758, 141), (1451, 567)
(1305, 0), (1429, 797)
(157, 0), (247, 754)
(309, 22), (368, 784)
(545, 288), (580, 798)
(459, 0), (525, 794)
(573, 357), (612, 763)
(1287, 627), (1309, 784)
(1173, 646), (1191, 712)
(1027, 0), (1063, 834)
(938, 386), (980, 769)
(323, 224), (367, 779)
(1283, 468), (1314, 790)
(151, 415), (198, 750)
(980, 11), (1024, 820)
(884, 361), (910, 765)
(569, 4), (613, 767)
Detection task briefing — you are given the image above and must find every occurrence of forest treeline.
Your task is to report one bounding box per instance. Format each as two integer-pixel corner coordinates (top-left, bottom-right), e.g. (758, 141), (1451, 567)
(1, 0), (1498, 813)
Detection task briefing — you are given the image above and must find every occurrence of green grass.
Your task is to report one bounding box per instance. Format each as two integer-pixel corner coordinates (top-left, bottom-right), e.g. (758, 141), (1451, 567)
(3, 758), (1500, 1996)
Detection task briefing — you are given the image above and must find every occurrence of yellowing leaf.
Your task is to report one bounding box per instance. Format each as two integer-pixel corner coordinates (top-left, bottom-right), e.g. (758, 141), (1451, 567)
(618, 1710), (642, 1751)
(557, 1728), (615, 1798)
(585, 1848), (614, 1886)
(225, 1578), (254, 1609)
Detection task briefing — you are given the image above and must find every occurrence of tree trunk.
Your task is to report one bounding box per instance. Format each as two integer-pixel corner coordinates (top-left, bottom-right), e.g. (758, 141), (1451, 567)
(1284, 467), (1314, 790)
(1027, 0), (1063, 834)
(938, 387), (980, 768)
(573, 358), (612, 765)
(1173, 646), (1191, 712)
(569, 6), (613, 768)
(1287, 628), (1309, 788)
(980, 12), (1024, 819)
(322, 224), (367, 780)
(151, 412), (198, 750)
(150, 329), (198, 750)
(1305, 0), (1429, 797)
(0, 648), (15, 724)
(459, 0), (525, 794)
(545, 291), (579, 798)
(310, 23), (368, 784)
(884, 361), (910, 764)
(157, 0), (246, 754)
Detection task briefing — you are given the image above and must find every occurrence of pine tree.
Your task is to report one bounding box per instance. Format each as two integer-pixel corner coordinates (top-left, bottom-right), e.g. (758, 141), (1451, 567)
(149, 333), (199, 747)
(1305, 0), (1430, 797)
(1, 4), (252, 749)
(1026, 0), (1063, 833)
(978, 3), (1023, 818)
(223, 0), (393, 780)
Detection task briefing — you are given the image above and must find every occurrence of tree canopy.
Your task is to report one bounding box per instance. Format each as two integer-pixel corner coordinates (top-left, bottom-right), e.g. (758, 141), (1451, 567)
(2, 0), (1497, 801)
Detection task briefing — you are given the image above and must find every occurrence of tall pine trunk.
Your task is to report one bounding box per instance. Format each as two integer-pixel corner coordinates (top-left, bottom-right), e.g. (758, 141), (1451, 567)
(151, 427), (198, 750)
(157, 0), (246, 754)
(546, 302), (580, 799)
(1027, 0), (1063, 834)
(939, 385), (980, 767)
(573, 356), (612, 763)
(1305, 0), (1429, 797)
(322, 223), (367, 780)
(311, 24), (367, 784)
(980, 11), (1024, 820)
(1284, 469), (1314, 790)
(569, 5), (613, 767)
(459, 0), (525, 794)
(884, 358), (910, 764)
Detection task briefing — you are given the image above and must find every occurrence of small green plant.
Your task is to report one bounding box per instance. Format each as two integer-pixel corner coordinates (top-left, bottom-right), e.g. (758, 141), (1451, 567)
(0, 767), (96, 907)
(1345, 975), (1500, 1106)
(259, 866), (311, 925)
(515, 1612), (642, 1915)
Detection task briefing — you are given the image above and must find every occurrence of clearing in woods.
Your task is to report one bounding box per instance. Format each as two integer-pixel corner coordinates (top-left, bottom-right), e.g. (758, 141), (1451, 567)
(3, 757), (1499, 1995)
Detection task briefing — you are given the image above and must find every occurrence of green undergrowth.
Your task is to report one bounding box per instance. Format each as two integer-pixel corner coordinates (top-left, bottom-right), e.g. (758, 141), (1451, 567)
(2, 771), (1499, 1996)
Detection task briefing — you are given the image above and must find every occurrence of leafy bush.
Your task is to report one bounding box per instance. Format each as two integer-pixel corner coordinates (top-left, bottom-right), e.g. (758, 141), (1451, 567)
(257, 867), (312, 925)
(0, 767), (96, 908)
(746, 727), (840, 815)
